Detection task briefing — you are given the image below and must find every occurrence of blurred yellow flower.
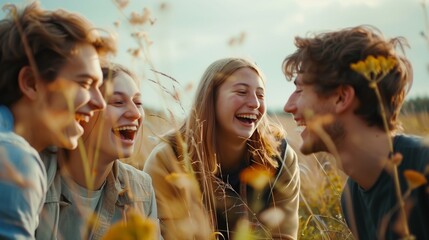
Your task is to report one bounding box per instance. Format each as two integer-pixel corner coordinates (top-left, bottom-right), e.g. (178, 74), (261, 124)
(259, 207), (285, 229)
(240, 165), (274, 190)
(350, 55), (397, 83)
(101, 209), (156, 240)
(403, 169), (427, 190)
(232, 219), (256, 240)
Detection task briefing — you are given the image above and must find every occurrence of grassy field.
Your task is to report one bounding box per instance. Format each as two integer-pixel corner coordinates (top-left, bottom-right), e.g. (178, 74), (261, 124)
(124, 109), (428, 239)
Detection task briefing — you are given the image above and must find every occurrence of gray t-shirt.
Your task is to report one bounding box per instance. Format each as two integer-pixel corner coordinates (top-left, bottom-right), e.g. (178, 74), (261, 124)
(58, 177), (104, 240)
(341, 134), (429, 240)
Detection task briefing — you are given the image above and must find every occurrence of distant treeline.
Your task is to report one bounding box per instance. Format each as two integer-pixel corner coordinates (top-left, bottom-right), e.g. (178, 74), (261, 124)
(266, 96), (429, 116)
(401, 96), (429, 114)
(145, 96), (429, 117)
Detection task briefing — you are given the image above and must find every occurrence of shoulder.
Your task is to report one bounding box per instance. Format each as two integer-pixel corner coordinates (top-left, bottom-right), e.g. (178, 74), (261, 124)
(0, 135), (46, 180)
(116, 160), (154, 198)
(274, 138), (300, 187)
(144, 141), (177, 173)
(278, 138), (299, 169)
(394, 134), (428, 149)
(394, 134), (429, 169)
(117, 160), (152, 185)
(148, 141), (176, 157)
(0, 139), (47, 236)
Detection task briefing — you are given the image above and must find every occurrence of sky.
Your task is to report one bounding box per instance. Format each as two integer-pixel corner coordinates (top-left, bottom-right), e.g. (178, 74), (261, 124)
(2, 0), (428, 115)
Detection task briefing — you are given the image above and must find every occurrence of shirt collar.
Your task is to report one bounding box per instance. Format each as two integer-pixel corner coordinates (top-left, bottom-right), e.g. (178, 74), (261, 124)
(0, 105), (14, 132)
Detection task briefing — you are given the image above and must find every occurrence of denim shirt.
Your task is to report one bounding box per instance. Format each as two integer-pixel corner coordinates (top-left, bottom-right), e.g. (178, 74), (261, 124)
(36, 150), (162, 240)
(0, 105), (47, 240)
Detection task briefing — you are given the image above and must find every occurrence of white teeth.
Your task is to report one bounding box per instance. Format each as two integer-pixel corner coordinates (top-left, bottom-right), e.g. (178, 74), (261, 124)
(295, 126), (306, 133)
(75, 113), (89, 123)
(113, 126), (138, 132)
(236, 114), (257, 120)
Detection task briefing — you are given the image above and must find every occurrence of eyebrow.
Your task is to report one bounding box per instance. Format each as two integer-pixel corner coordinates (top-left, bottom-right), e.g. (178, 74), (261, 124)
(112, 91), (142, 98)
(76, 73), (99, 81)
(233, 82), (264, 91)
(76, 73), (102, 86)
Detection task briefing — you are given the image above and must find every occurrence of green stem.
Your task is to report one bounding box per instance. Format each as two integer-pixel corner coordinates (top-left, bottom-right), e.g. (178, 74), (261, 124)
(373, 85), (410, 237)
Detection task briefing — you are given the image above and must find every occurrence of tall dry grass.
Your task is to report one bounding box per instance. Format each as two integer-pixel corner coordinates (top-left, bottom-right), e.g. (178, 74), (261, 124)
(2, 0), (425, 239)
(129, 110), (428, 239)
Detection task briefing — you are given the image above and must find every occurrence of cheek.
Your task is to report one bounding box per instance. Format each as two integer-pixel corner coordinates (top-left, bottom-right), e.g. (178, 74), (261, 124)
(105, 107), (128, 127)
(138, 109), (145, 122)
(259, 100), (266, 113)
(74, 89), (91, 105)
(227, 96), (244, 109)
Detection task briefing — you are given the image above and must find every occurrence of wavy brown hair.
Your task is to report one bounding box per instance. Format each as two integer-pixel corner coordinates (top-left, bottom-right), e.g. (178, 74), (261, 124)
(0, 2), (116, 107)
(282, 25), (412, 131)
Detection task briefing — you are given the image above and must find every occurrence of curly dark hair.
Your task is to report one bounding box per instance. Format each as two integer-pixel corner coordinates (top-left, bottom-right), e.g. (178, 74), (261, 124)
(283, 25), (412, 131)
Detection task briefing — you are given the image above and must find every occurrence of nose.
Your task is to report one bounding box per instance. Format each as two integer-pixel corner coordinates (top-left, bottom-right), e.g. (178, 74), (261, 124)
(283, 95), (296, 114)
(88, 87), (106, 112)
(125, 102), (144, 121)
(247, 92), (261, 109)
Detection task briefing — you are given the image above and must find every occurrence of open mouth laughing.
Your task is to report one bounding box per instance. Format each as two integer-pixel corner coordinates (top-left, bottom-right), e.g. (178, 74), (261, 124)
(295, 120), (307, 133)
(75, 113), (90, 124)
(236, 113), (258, 125)
(112, 125), (138, 141)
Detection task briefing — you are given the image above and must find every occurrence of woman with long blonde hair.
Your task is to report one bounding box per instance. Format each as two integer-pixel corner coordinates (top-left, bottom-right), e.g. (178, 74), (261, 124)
(145, 57), (300, 239)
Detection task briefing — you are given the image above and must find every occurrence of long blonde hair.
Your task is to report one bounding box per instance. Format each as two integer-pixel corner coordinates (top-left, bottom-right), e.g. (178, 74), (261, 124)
(167, 57), (285, 225)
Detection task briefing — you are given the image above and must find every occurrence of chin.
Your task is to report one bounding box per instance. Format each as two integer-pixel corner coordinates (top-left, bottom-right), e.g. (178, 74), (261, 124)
(59, 138), (78, 150)
(114, 147), (134, 159)
(238, 129), (256, 139)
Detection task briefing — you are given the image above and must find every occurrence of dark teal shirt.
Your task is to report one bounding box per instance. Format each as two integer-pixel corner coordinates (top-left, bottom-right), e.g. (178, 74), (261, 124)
(341, 135), (429, 240)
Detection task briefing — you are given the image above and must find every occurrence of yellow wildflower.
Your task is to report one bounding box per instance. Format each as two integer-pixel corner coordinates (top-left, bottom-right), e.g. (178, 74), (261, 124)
(350, 61), (369, 79)
(232, 219), (257, 240)
(101, 209), (156, 240)
(403, 170), (427, 190)
(240, 165), (274, 190)
(259, 207), (285, 229)
(366, 55), (381, 77)
(350, 55), (397, 83)
(377, 55), (396, 76)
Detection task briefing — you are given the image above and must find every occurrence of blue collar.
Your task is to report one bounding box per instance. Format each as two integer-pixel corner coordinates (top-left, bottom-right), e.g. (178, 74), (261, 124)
(0, 105), (14, 132)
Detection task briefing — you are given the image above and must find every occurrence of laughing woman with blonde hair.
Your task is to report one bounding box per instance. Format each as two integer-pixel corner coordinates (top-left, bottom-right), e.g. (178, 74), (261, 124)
(37, 63), (161, 240)
(144, 57), (300, 240)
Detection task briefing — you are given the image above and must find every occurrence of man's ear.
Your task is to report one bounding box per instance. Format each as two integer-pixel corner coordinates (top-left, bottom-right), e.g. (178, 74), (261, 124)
(335, 85), (355, 113)
(18, 66), (38, 100)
